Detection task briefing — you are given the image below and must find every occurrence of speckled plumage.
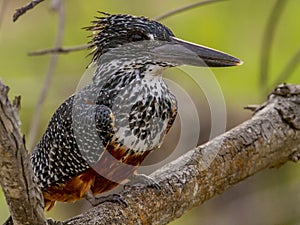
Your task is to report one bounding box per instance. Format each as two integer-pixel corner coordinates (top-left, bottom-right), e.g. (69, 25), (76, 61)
(31, 12), (241, 210)
(31, 13), (178, 210)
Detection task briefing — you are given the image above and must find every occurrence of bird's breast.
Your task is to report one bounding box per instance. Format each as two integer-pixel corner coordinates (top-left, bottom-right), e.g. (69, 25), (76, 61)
(110, 77), (175, 153)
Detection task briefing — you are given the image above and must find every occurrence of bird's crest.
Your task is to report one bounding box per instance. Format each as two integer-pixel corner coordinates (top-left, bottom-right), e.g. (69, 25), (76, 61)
(85, 12), (174, 61)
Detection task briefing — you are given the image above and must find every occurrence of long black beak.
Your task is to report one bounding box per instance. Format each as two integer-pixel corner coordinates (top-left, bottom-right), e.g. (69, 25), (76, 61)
(152, 37), (242, 67)
(171, 37), (242, 67)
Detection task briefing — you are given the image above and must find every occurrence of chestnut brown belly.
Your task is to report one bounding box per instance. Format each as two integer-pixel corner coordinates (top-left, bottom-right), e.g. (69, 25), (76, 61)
(43, 144), (150, 211)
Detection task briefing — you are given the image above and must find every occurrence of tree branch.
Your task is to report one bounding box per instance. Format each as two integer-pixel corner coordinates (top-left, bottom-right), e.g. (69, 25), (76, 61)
(64, 83), (300, 224)
(153, 0), (227, 21)
(27, 0), (65, 151)
(0, 81), (45, 225)
(28, 44), (90, 56)
(13, 0), (45, 22)
(1, 82), (299, 224)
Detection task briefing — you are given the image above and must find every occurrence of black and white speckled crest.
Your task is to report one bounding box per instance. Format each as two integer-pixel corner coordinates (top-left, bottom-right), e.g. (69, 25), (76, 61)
(86, 13), (175, 61)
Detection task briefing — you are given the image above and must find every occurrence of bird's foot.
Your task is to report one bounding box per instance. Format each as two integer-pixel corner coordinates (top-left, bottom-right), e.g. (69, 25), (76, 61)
(125, 173), (161, 190)
(47, 218), (63, 225)
(3, 216), (12, 225)
(86, 193), (128, 207)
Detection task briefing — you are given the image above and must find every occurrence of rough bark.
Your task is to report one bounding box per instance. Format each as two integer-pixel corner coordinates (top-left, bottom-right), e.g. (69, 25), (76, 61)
(0, 82), (299, 225)
(64, 83), (300, 225)
(0, 81), (45, 225)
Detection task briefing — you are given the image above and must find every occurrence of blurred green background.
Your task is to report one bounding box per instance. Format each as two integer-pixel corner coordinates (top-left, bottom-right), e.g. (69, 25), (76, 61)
(1, 0), (300, 224)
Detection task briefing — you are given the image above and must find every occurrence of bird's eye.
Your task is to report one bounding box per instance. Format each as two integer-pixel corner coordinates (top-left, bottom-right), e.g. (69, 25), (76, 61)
(129, 33), (147, 42)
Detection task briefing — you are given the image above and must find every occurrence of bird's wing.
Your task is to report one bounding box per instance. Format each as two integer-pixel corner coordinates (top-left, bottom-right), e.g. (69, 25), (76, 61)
(31, 94), (115, 189)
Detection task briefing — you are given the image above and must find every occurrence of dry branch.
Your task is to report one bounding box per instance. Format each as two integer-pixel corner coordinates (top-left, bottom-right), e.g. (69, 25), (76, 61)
(0, 82), (299, 225)
(13, 0), (45, 22)
(28, 44), (90, 56)
(0, 81), (45, 225)
(64, 83), (300, 224)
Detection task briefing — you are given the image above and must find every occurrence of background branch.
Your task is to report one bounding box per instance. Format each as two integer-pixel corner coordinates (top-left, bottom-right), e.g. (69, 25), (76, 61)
(27, 0), (65, 151)
(13, 0), (45, 22)
(63, 83), (300, 225)
(153, 0), (227, 21)
(259, 0), (287, 93)
(28, 44), (90, 56)
(0, 81), (45, 225)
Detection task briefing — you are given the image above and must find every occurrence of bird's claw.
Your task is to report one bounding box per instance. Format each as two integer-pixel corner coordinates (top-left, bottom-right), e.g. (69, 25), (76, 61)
(124, 174), (161, 190)
(47, 218), (63, 225)
(87, 193), (128, 207)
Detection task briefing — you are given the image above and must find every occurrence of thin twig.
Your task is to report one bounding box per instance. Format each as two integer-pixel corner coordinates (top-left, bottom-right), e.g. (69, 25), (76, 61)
(154, 0), (227, 21)
(0, 0), (8, 29)
(28, 0), (65, 151)
(13, 0), (45, 22)
(259, 0), (287, 92)
(271, 48), (300, 87)
(28, 44), (90, 56)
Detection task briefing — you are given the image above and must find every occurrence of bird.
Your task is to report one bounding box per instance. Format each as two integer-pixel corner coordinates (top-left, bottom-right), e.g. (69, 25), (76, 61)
(30, 12), (242, 211)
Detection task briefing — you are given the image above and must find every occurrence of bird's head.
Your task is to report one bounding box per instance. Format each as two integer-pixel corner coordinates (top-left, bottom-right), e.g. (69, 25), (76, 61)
(87, 13), (242, 70)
